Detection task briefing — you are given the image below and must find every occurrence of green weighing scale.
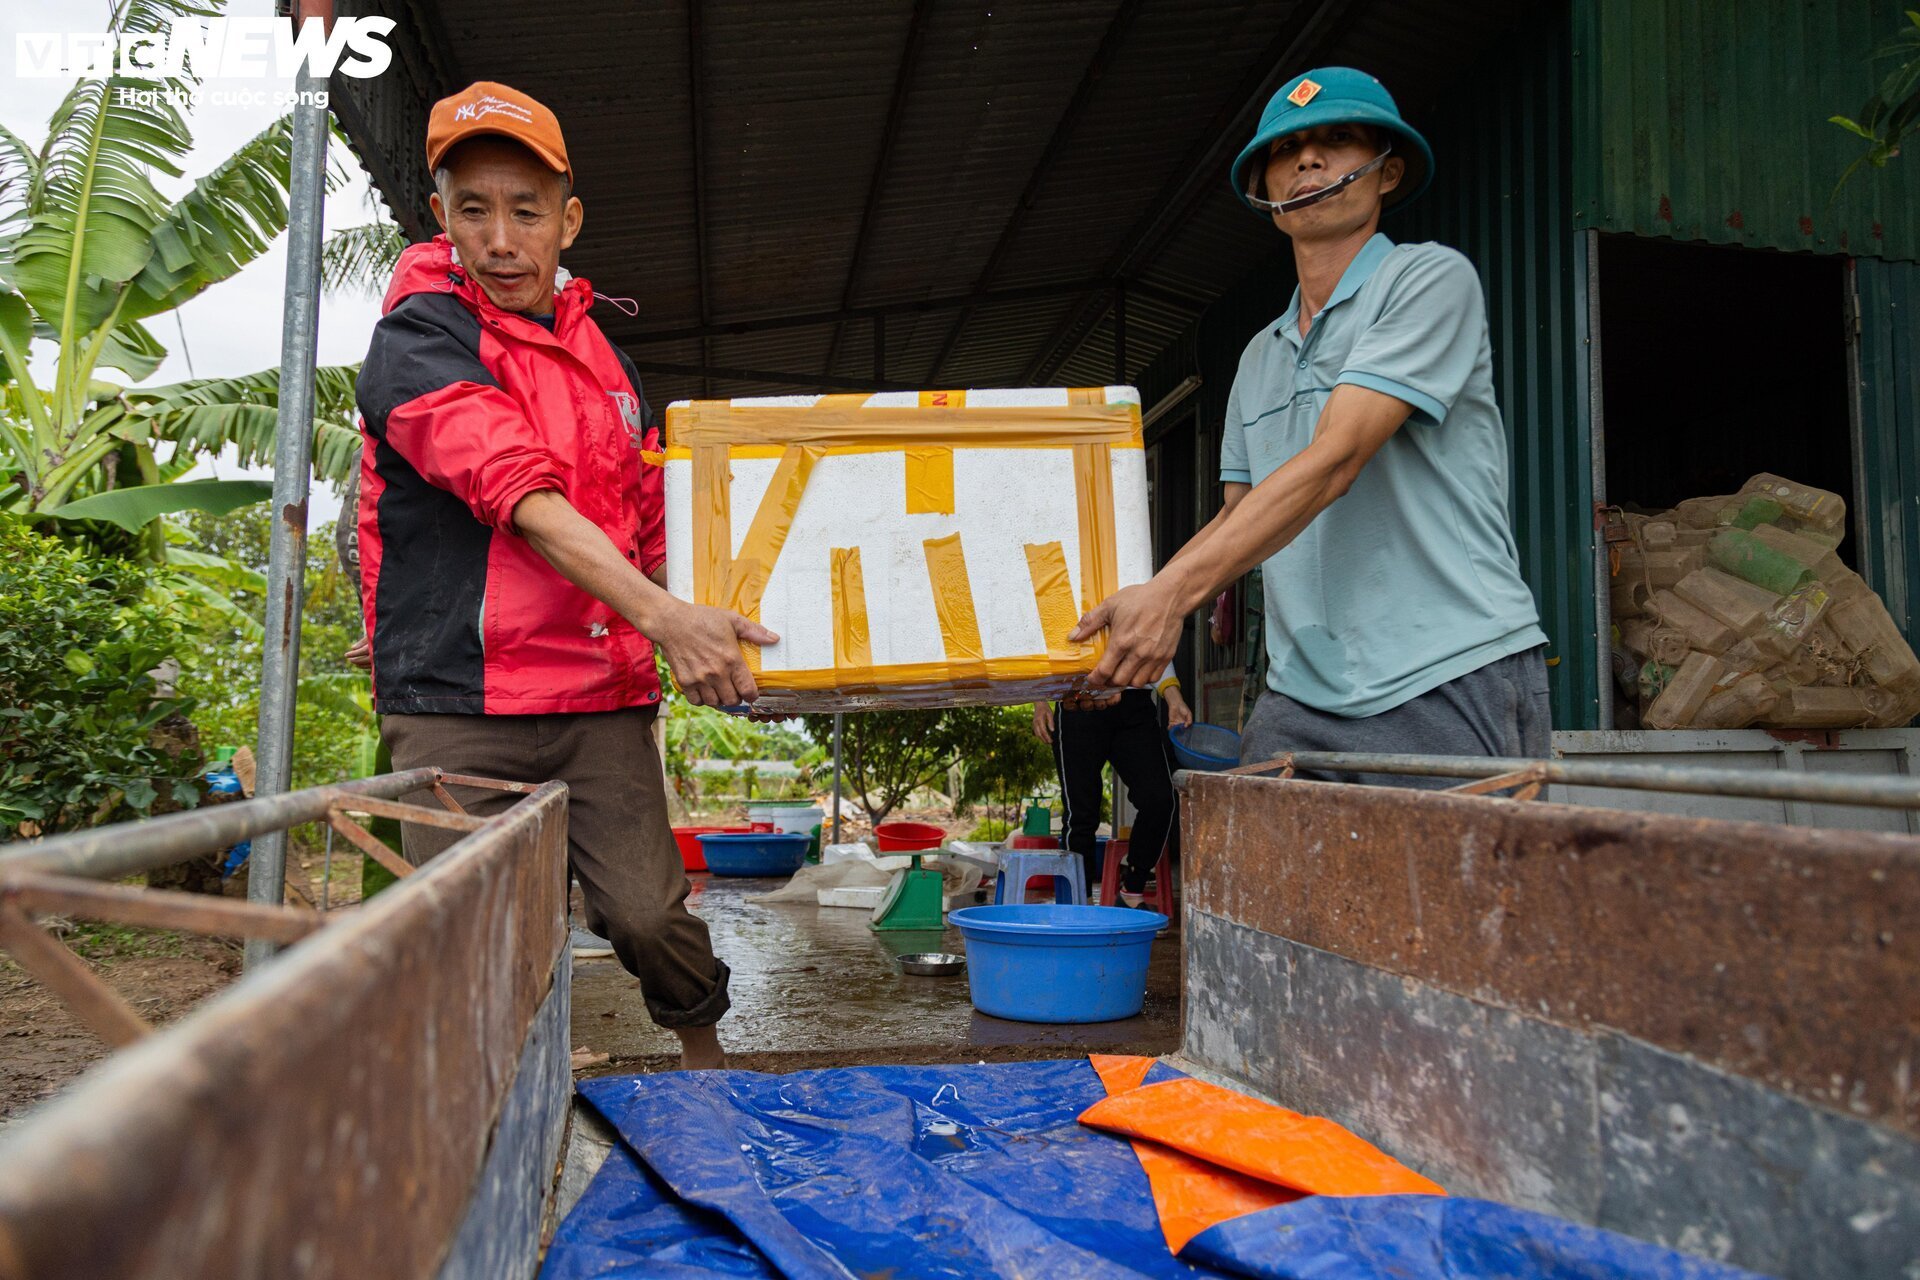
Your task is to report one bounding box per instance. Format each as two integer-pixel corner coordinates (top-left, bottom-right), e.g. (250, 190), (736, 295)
(870, 847), (946, 932)
(1020, 796), (1052, 838)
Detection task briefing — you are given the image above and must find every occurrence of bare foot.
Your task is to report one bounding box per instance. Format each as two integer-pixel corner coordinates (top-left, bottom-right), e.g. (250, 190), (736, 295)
(675, 1024), (727, 1071)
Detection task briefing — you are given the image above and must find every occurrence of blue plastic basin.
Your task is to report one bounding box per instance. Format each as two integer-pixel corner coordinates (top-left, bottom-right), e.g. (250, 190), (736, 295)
(1169, 722), (1241, 772)
(696, 831), (811, 877)
(949, 904), (1166, 1023)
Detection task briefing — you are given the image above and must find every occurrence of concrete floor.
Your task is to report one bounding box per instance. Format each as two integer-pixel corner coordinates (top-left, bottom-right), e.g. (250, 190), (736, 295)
(570, 875), (1182, 1075)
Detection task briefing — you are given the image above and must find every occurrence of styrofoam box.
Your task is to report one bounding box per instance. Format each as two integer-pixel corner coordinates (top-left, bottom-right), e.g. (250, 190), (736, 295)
(663, 387), (1153, 713)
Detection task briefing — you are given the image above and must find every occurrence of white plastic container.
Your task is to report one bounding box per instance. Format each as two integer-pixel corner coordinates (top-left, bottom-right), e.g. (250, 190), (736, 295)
(747, 803), (825, 836)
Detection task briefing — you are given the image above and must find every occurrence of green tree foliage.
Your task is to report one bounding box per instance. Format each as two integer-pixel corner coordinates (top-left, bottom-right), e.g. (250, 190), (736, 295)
(172, 508), (371, 790)
(0, 516), (199, 836)
(800, 709), (952, 827)
(0, 0), (362, 544)
(799, 705), (1056, 827)
(1832, 10), (1920, 190)
(658, 664), (823, 811)
(948, 704), (1057, 816)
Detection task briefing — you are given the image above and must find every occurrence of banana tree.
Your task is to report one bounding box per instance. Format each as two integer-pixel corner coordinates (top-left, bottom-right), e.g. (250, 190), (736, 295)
(0, 0), (361, 552)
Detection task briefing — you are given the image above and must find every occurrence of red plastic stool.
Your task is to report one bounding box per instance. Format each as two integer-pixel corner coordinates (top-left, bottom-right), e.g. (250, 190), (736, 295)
(1100, 838), (1173, 916)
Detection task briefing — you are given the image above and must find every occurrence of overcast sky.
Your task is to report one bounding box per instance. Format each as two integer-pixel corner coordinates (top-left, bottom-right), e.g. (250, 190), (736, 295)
(3, 0), (394, 526)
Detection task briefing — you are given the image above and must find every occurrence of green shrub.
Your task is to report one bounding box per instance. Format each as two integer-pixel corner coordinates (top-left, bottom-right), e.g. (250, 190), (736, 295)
(0, 519), (200, 836)
(966, 817), (1012, 842)
(173, 510), (373, 790)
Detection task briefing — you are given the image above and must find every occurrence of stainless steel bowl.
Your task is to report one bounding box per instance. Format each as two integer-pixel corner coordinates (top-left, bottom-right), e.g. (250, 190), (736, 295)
(898, 952), (966, 977)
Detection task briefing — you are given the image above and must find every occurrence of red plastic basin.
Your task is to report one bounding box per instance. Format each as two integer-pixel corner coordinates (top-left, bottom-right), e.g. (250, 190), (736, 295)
(672, 825), (750, 872)
(875, 821), (946, 852)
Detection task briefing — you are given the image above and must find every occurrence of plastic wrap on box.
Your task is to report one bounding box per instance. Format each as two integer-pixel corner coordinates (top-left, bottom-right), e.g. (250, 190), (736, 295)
(663, 388), (1152, 712)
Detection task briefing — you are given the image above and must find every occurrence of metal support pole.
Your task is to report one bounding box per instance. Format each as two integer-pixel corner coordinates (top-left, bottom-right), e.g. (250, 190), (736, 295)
(830, 714), (844, 843)
(1582, 228), (1613, 731)
(247, 62), (329, 969)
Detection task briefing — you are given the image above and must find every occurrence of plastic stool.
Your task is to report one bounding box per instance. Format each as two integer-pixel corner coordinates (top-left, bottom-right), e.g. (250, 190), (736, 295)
(993, 849), (1086, 905)
(1100, 838), (1173, 915)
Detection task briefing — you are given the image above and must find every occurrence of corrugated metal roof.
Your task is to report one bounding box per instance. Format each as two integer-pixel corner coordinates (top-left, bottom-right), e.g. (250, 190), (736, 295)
(1571, 0), (1920, 263)
(337, 0), (1539, 404)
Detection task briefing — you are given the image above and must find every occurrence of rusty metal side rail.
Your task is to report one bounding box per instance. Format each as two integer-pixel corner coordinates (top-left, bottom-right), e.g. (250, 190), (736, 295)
(1175, 749), (1920, 811)
(1175, 770), (1920, 1276)
(0, 771), (536, 1050)
(0, 768), (541, 881)
(0, 778), (571, 1279)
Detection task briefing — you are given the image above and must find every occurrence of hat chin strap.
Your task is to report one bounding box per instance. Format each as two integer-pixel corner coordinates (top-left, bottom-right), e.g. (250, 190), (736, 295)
(1248, 143), (1393, 214)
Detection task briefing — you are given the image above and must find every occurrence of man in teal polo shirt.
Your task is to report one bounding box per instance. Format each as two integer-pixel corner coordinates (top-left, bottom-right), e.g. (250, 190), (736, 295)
(1073, 67), (1549, 784)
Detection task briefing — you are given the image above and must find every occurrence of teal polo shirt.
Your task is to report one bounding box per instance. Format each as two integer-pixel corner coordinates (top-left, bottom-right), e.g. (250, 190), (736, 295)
(1220, 234), (1547, 718)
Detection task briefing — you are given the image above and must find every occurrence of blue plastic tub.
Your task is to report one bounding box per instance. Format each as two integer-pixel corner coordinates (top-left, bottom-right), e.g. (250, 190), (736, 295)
(948, 904), (1166, 1023)
(1169, 722), (1241, 771)
(696, 831), (811, 877)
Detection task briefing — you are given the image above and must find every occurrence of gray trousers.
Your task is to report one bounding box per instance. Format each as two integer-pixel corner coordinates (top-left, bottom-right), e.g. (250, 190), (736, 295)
(381, 706), (730, 1028)
(1240, 646), (1552, 788)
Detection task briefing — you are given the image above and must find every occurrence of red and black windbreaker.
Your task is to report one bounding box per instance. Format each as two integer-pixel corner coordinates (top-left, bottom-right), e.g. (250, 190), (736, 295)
(354, 236), (665, 715)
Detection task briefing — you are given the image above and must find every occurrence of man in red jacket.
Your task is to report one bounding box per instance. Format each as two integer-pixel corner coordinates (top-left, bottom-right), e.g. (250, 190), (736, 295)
(354, 82), (770, 1068)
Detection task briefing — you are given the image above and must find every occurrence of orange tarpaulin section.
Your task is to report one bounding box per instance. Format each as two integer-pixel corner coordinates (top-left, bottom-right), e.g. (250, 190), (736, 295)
(1088, 1056), (1298, 1252)
(1085, 1055), (1444, 1253)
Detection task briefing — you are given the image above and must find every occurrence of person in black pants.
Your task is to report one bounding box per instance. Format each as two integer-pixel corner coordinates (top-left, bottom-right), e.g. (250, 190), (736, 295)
(1032, 666), (1192, 905)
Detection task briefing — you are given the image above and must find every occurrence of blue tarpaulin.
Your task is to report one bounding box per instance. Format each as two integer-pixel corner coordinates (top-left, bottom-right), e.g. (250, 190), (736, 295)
(540, 1060), (1763, 1280)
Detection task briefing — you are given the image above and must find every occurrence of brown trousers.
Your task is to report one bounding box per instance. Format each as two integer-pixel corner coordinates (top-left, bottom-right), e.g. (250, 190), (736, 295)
(380, 707), (729, 1028)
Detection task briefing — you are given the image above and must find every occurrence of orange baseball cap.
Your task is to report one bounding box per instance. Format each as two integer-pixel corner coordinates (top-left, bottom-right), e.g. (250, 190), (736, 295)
(426, 81), (572, 184)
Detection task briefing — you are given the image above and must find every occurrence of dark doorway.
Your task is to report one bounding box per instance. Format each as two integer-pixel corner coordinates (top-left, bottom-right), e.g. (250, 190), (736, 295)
(1597, 234), (1856, 564)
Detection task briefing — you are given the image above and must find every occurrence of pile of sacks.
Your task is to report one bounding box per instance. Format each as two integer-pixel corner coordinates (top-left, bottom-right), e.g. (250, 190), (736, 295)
(1609, 473), (1920, 730)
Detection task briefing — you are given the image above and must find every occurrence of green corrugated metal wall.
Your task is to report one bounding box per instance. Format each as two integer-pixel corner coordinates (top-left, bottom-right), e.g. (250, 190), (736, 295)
(1572, 0), (1920, 264)
(1856, 259), (1920, 637)
(1396, 8), (1598, 728)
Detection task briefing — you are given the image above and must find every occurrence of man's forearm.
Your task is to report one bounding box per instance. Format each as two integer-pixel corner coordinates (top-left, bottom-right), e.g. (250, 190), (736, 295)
(1161, 453), (1348, 613)
(1162, 503), (1232, 576)
(515, 490), (675, 634)
(1158, 386), (1411, 616)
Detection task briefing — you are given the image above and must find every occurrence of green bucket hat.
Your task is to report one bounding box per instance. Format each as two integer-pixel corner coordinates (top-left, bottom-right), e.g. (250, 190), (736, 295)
(1230, 67), (1433, 215)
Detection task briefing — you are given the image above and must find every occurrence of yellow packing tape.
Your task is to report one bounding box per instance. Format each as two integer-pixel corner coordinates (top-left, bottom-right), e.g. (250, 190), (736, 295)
(904, 447), (956, 516)
(922, 532), (985, 665)
(667, 401), (1142, 448)
(724, 444), (825, 671)
(1026, 541), (1093, 664)
(761, 655), (1076, 692)
(1072, 442), (1118, 667)
(831, 546), (872, 670)
(691, 445), (732, 609)
(726, 444), (824, 616)
(665, 442), (1142, 462)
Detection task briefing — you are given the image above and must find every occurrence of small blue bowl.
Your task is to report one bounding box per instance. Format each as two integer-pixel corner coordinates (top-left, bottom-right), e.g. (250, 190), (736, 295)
(1170, 722), (1241, 772)
(949, 904), (1166, 1023)
(695, 831), (811, 877)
